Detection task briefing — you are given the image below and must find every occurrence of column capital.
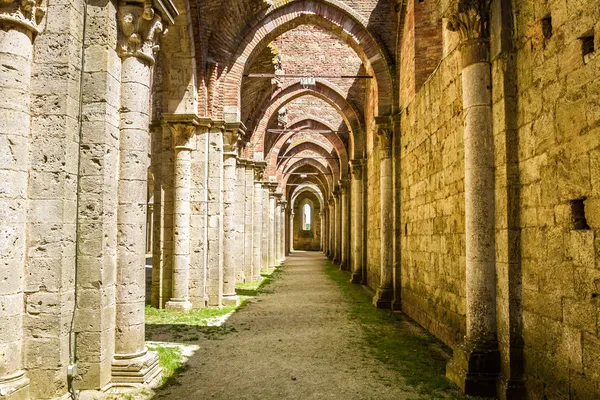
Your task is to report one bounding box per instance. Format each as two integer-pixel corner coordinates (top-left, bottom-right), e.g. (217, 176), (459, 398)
(328, 197), (334, 206)
(118, 4), (164, 65)
(267, 182), (279, 194)
(237, 158), (247, 167)
(253, 161), (267, 180)
(445, 0), (492, 41)
(170, 124), (195, 150)
(444, 0), (492, 65)
(375, 115), (394, 158)
(0, 0), (45, 34)
(338, 179), (350, 194)
(350, 158), (365, 180)
(224, 121), (246, 153)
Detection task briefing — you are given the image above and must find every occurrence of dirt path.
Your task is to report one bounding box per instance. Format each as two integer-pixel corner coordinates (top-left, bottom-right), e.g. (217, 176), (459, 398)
(153, 252), (424, 400)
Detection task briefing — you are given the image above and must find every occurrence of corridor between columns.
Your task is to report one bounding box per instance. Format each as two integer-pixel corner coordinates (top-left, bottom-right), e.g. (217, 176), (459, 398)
(151, 252), (464, 400)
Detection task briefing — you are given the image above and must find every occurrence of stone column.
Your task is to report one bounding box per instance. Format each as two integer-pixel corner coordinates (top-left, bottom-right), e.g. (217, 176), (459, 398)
(253, 162), (266, 280)
(244, 162), (255, 281)
(0, 1), (43, 396)
(327, 198), (334, 259)
(445, 3), (500, 396)
(206, 122), (224, 306)
(320, 211), (325, 251)
(261, 183), (270, 270)
(274, 199), (281, 262)
(235, 159), (247, 283)
(335, 187), (343, 263)
(221, 128), (240, 306)
(269, 187), (279, 268)
(339, 179), (350, 270)
(350, 159), (365, 284)
(373, 120), (394, 309)
(164, 122), (195, 312)
(279, 201), (287, 260)
(113, 5), (165, 383)
(289, 211), (295, 253)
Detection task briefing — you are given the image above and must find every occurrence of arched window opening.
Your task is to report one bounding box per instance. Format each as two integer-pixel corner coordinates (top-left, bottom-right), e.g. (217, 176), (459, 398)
(303, 203), (312, 231)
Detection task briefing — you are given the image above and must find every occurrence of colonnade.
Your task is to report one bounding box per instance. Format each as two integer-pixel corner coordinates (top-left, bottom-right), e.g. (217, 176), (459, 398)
(152, 131), (287, 311)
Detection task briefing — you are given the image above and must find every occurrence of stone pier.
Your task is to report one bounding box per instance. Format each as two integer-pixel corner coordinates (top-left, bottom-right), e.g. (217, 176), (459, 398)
(222, 127), (241, 306)
(349, 159), (365, 284)
(0, 0), (41, 396)
(164, 120), (196, 312)
(445, 2), (500, 397)
(113, 4), (167, 384)
(244, 161), (255, 281)
(339, 179), (349, 270)
(373, 119), (394, 309)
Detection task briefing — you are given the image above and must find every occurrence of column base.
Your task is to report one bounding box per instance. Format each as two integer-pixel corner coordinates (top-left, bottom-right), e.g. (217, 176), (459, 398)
(446, 340), (500, 397)
(372, 287), (393, 309)
(339, 261), (348, 271)
(165, 299), (192, 311)
(497, 378), (526, 400)
(0, 371), (30, 400)
(392, 298), (402, 311)
(350, 273), (362, 284)
(222, 294), (240, 307)
(111, 349), (161, 386)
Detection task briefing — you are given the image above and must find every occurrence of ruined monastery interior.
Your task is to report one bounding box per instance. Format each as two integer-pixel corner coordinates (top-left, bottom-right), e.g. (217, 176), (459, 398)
(1, 0), (600, 399)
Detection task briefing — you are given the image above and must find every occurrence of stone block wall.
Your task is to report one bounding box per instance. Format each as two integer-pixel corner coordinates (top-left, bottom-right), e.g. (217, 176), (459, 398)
(510, 0), (600, 397)
(399, 48), (465, 347)
(292, 194), (321, 251)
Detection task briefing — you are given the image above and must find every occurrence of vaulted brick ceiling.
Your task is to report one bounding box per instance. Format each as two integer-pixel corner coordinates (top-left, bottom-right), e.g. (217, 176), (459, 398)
(196, 0), (399, 198)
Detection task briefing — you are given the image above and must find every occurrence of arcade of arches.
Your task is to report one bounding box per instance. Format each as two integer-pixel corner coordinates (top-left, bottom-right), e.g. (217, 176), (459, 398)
(1, 0), (600, 399)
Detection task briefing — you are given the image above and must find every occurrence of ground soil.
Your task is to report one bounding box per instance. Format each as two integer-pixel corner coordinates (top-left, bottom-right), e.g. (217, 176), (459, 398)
(152, 252), (430, 400)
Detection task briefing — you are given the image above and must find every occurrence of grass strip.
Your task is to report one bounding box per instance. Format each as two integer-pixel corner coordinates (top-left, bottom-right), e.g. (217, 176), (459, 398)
(323, 260), (474, 399)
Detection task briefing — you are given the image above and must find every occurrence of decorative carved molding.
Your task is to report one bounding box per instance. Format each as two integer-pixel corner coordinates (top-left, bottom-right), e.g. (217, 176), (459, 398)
(253, 161), (267, 180)
(350, 159), (365, 180)
(170, 124), (195, 149)
(0, 0), (45, 34)
(118, 4), (164, 64)
(446, 0), (492, 41)
(376, 123), (393, 159)
(223, 129), (240, 153)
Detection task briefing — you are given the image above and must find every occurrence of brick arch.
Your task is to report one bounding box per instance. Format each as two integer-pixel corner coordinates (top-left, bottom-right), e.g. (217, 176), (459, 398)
(265, 121), (348, 180)
(278, 143), (339, 185)
(248, 80), (363, 158)
(286, 174), (330, 204)
(290, 184), (325, 211)
(223, 0), (394, 121)
(281, 158), (332, 198)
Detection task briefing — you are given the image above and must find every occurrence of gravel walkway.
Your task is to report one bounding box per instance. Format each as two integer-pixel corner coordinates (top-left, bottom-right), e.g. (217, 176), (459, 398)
(153, 251), (423, 400)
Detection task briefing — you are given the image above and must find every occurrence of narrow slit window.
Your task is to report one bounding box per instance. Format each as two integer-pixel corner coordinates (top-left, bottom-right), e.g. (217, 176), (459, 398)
(303, 203), (312, 231)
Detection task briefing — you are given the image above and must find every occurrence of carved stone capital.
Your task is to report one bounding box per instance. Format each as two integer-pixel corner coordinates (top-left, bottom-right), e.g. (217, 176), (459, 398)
(253, 161), (267, 180)
(223, 130), (240, 153)
(170, 124), (195, 149)
(375, 116), (393, 159)
(445, 1), (492, 65)
(349, 159), (365, 180)
(446, 0), (491, 41)
(118, 4), (164, 64)
(0, 0), (45, 34)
